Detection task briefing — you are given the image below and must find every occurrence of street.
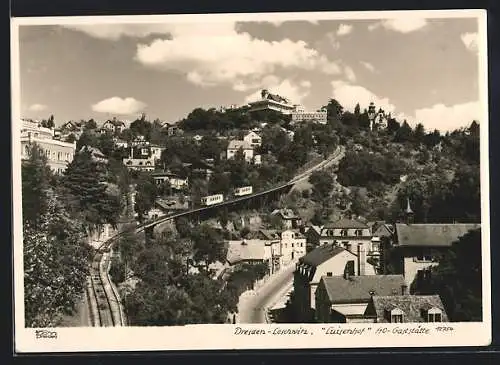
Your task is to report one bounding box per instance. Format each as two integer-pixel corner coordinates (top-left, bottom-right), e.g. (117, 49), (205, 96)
(237, 263), (296, 323)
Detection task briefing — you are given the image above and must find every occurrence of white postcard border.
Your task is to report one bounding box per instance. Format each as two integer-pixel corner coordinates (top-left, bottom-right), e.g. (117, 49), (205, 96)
(11, 9), (491, 353)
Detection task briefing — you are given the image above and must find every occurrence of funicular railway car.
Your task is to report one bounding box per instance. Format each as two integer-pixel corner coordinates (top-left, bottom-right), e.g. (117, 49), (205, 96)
(201, 194), (224, 206)
(234, 186), (253, 197)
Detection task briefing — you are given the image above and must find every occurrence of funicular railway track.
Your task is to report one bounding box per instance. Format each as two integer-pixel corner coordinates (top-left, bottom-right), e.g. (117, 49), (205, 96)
(86, 237), (127, 327)
(85, 146), (345, 327)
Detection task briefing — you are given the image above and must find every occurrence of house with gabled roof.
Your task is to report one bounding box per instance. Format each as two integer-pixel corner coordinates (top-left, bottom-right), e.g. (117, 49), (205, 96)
(293, 243), (376, 321)
(315, 274), (406, 323)
(307, 217), (375, 258)
(364, 294), (449, 323)
(102, 118), (126, 134)
(225, 239), (274, 269)
(391, 222), (481, 290)
(271, 208), (302, 229)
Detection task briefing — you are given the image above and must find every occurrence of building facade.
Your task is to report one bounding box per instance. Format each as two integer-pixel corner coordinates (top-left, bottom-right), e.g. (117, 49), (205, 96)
(307, 218), (374, 257)
(291, 111), (328, 124)
(390, 223), (481, 289)
(21, 119), (76, 174)
(293, 244), (376, 321)
(243, 131), (262, 147)
(314, 274), (406, 323)
(248, 89), (297, 115)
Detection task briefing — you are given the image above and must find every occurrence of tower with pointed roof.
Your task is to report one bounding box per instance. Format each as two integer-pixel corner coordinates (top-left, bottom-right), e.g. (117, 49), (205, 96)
(405, 197), (414, 224)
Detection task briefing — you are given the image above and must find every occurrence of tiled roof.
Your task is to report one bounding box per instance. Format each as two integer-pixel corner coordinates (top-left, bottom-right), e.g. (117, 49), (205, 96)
(299, 244), (346, 267)
(395, 223), (480, 247)
(320, 275), (406, 304)
(226, 240), (268, 264)
(325, 218), (369, 229)
(369, 295), (449, 322)
(259, 229), (280, 240)
(228, 140), (253, 150)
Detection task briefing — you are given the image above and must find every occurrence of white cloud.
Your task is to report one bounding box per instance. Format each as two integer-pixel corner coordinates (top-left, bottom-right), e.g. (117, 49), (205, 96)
(61, 23), (177, 40)
(28, 103), (48, 112)
(134, 23), (341, 90)
(331, 80), (395, 114)
(368, 18), (428, 33)
(344, 66), (356, 82)
(413, 101), (481, 132)
(336, 24), (353, 36)
(91, 97), (146, 115)
(360, 61), (376, 73)
(244, 79), (312, 105)
(461, 32), (478, 52)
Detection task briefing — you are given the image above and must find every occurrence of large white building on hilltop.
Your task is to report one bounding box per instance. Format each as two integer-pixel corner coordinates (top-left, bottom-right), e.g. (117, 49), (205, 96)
(20, 119), (76, 174)
(248, 89), (299, 115)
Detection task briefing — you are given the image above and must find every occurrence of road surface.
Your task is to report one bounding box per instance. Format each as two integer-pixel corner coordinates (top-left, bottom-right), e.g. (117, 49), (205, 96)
(237, 263), (297, 323)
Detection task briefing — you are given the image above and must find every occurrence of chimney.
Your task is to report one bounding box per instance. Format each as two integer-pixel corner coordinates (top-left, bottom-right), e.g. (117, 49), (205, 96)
(357, 245), (366, 276)
(401, 284), (408, 296)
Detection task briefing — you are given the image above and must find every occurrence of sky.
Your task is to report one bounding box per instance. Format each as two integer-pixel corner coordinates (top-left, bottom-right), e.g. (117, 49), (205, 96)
(16, 13), (483, 132)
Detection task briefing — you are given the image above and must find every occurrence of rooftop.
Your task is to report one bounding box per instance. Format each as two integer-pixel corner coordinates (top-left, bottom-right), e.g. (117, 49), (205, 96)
(324, 218), (369, 230)
(369, 295), (449, 322)
(226, 240), (268, 265)
(395, 223), (481, 247)
(227, 140), (253, 150)
(299, 244), (347, 267)
(320, 275), (406, 304)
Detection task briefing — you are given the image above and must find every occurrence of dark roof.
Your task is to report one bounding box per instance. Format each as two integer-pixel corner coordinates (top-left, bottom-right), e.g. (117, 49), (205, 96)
(320, 275), (406, 304)
(325, 218), (369, 229)
(299, 244), (347, 267)
(369, 295), (449, 322)
(259, 229), (280, 240)
(106, 119), (125, 126)
(395, 223), (480, 247)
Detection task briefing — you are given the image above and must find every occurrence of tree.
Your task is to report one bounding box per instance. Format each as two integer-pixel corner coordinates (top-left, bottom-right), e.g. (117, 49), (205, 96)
(349, 187), (369, 216)
(97, 133), (116, 157)
(21, 144), (53, 227)
(394, 120), (413, 143)
(24, 191), (91, 327)
(191, 224), (226, 267)
(413, 123), (426, 144)
(354, 103), (361, 116)
(85, 119), (97, 130)
(309, 170), (334, 202)
(420, 229), (482, 322)
(40, 115), (55, 129)
(134, 173), (158, 221)
(76, 130), (98, 150)
(62, 150), (120, 229)
(387, 117), (400, 134)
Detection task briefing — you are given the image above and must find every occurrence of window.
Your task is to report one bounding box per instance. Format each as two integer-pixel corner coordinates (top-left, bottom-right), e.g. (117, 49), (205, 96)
(427, 312), (442, 322)
(355, 229), (363, 236)
(57, 152), (62, 160)
(340, 229), (348, 237)
(46, 150), (50, 157)
(391, 314), (403, 323)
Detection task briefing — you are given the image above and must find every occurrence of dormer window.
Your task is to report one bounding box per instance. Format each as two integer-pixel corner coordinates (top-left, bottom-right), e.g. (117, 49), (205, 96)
(425, 307), (443, 322)
(387, 308), (404, 323)
(340, 229), (348, 237)
(355, 229), (363, 237)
